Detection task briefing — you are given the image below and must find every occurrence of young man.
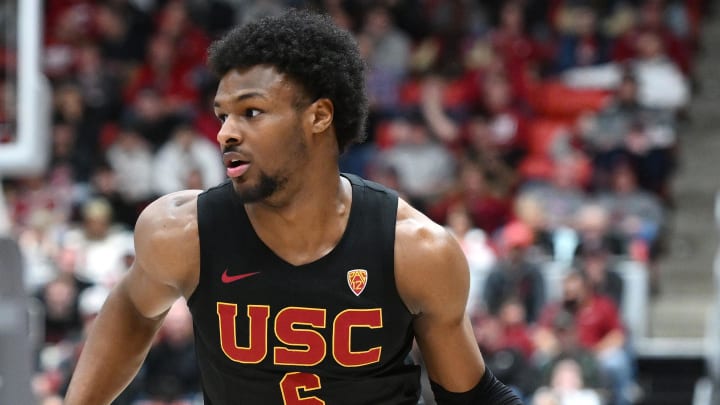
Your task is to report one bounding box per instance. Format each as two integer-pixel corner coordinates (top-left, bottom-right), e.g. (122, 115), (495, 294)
(64, 11), (521, 405)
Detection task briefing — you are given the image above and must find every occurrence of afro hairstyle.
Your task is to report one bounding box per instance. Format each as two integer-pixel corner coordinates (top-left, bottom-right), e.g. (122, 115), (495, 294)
(208, 10), (368, 152)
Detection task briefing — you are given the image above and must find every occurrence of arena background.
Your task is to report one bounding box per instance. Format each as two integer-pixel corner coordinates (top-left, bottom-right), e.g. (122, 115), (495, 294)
(0, 0), (720, 405)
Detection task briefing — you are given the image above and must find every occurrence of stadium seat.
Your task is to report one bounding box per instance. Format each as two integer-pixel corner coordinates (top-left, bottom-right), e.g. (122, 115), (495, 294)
(528, 81), (610, 120)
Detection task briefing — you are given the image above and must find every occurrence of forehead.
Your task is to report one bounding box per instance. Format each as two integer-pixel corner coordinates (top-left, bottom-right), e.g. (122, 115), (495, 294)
(214, 65), (299, 104)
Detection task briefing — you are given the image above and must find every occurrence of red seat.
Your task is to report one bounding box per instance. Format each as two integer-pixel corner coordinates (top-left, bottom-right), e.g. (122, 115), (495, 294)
(529, 81), (610, 120)
(526, 119), (573, 156)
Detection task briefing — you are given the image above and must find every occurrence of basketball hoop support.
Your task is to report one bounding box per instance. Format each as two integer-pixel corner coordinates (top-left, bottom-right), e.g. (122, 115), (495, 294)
(0, 0), (50, 236)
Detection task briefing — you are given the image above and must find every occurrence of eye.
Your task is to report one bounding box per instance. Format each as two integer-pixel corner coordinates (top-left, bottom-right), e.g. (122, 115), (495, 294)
(244, 108), (262, 118)
(217, 114), (228, 123)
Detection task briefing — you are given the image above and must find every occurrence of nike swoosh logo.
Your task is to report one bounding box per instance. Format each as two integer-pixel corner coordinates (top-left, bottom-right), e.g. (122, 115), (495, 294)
(221, 269), (261, 284)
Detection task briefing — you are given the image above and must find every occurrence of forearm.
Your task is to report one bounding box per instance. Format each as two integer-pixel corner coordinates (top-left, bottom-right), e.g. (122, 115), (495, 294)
(593, 329), (625, 354)
(64, 283), (165, 405)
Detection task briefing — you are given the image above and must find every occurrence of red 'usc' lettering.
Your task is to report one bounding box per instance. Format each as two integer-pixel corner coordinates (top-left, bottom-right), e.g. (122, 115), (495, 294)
(274, 307), (327, 366)
(332, 309), (382, 367)
(216, 304), (383, 367)
(217, 303), (270, 363)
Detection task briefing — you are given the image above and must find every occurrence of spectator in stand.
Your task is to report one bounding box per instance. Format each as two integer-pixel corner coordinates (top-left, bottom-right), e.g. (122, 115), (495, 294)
(580, 71), (677, 197)
(532, 388), (561, 405)
(72, 41), (124, 122)
(487, 0), (550, 101)
(445, 202), (497, 316)
(564, 30), (690, 112)
(93, 1), (151, 73)
(513, 192), (556, 260)
(483, 220), (546, 324)
(357, 3), (411, 119)
(462, 111), (519, 196)
(572, 203), (628, 258)
(554, 4), (611, 73)
(35, 285), (115, 403)
(533, 358), (604, 405)
(16, 209), (64, 292)
(155, 0), (211, 70)
(597, 162), (667, 292)
(53, 82), (104, 182)
(5, 164), (74, 234)
(518, 154), (589, 234)
(474, 298), (540, 400)
(87, 163), (142, 229)
(597, 161), (666, 259)
(44, 2), (94, 80)
(418, 75), (465, 148)
(612, 0), (692, 76)
(477, 72), (530, 167)
(60, 197), (134, 287)
(576, 240), (625, 308)
(123, 33), (200, 114)
(105, 124), (156, 212)
(122, 88), (183, 150)
(38, 274), (82, 345)
(152, 123), (225, 195)
(474, 298), (536, 361)
(376, 116), (456, 209)
(536, 271), (633, 405)
(631, 29), (690, 110)
(429, 159), (512, 235)
(533, 307), (607, 401)
(135, 299), (201, 404)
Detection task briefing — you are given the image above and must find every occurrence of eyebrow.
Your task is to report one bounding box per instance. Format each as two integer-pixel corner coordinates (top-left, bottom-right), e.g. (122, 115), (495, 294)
(214, 91), (267, 108)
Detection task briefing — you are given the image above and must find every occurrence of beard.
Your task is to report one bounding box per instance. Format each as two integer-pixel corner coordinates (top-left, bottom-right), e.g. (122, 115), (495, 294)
(233, 170), (286, 203)
(229, 116), (308, 204)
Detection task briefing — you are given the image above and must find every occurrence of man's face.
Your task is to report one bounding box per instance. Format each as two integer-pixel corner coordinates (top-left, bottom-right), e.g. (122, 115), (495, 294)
(214, 65), (310, 203)
(562, 276), (588, 311)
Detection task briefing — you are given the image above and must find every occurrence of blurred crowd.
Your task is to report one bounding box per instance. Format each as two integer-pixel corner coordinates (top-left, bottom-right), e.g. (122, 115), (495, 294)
(0, 0), (709, 404)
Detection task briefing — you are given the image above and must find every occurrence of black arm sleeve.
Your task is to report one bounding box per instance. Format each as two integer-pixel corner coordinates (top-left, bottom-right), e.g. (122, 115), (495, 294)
(430, 368), (522, 405)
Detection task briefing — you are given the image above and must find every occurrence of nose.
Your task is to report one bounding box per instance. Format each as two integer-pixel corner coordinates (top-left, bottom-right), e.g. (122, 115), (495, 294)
(216, 120), (243, 147)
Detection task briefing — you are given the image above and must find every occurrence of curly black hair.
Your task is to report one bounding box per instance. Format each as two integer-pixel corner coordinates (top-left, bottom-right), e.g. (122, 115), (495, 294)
(208, 10), (368, 152)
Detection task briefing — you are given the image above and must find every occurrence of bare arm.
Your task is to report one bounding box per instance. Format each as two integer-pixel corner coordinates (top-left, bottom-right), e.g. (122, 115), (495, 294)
(64, 191), (201, 405)
(593, 329), (626, 354)
(395, 200), (485, 391)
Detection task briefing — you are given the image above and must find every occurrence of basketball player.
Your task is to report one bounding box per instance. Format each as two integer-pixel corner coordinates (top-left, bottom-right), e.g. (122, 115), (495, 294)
(65, 11), (521, 405)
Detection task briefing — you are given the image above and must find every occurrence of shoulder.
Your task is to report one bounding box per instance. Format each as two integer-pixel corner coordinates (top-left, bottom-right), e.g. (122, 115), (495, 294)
(134, 190), (203, 295)
(394, 198), (470, 315)
(593, 294), (620, 312)
(135, 190), (202, 238)
(395, 198), (460, 264)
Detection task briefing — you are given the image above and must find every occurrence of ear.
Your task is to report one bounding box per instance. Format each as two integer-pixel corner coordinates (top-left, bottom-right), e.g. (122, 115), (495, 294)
(307, 98), (334, 134)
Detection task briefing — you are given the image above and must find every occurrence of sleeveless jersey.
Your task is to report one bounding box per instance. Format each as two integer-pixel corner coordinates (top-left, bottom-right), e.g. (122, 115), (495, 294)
(188, 174), (420, 405)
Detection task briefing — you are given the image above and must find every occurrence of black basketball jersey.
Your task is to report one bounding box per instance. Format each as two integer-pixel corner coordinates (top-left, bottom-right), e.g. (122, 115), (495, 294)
(188, 174), (420, 405)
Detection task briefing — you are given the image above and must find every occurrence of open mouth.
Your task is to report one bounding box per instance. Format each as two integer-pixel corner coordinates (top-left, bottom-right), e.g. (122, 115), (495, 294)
(223, 152), (251, 178)
(222, 151), (249, 168)
(227, 159), (246, 168)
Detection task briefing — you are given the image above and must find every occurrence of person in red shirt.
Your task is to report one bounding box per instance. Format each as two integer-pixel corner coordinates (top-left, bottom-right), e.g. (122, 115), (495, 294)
(535, 271), (634, 405)
(473, 298), (538, 398)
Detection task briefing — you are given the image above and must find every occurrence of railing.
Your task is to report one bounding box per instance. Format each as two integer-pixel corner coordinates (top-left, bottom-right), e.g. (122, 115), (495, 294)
(701, 190), (720, 403)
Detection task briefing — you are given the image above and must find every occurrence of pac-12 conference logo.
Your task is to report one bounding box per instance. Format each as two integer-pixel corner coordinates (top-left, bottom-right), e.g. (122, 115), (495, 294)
(347, 269), (368, 296)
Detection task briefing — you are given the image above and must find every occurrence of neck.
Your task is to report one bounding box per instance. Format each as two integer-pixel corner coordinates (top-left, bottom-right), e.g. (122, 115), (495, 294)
(243, 145), (350, 265)
(246, 166), (347, 228)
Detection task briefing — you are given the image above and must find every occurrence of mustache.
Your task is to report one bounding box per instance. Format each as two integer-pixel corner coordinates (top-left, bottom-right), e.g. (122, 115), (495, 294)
(222, 145), (241, 154)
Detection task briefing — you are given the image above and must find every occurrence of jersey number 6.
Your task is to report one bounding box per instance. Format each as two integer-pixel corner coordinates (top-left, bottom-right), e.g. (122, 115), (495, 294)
(280, 372), (325, 404)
